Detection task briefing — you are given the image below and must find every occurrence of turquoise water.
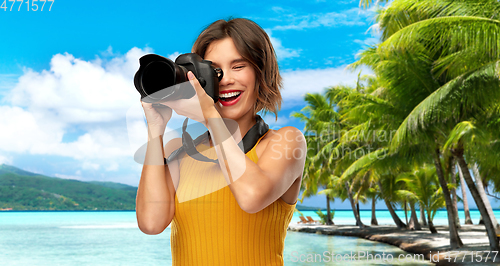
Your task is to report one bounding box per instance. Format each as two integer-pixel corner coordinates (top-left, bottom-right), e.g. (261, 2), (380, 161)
(2, 210), (482, 265)
(293, 209), (499, 226)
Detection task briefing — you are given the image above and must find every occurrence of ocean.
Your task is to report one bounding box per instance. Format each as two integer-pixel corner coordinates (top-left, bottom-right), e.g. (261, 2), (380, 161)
(2, 210), (490, 265)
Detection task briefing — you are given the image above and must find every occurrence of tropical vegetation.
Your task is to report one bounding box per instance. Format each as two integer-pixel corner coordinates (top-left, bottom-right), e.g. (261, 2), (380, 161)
(296, 0), (500, 251)
(0, 164), (137, 210)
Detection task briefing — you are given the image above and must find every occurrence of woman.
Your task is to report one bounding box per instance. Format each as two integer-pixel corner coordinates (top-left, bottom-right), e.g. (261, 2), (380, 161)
(136, 18), (306, 265)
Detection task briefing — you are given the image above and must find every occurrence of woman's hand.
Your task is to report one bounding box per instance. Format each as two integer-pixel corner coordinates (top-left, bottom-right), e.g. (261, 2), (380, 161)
(141, 101), (173, 140)
(162, 71), (219, 127)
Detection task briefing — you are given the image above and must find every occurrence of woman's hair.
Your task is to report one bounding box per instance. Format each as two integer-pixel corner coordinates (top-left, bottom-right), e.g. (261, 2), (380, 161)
(192, 18), (282, 120)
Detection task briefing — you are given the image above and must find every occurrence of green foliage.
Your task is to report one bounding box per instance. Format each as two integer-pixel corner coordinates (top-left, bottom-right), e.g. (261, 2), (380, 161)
(315, 209), (335, 225)
(0, 165), (137, 210)
(295, 0), (500, 233)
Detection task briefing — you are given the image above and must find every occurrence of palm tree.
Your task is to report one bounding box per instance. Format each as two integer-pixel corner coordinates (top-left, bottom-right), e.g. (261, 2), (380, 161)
(444, 121), (500, 233)
(457, 165), (473, 225)
(401, 164), (445, 233)
(376, 0), (500, 250)
(292, 93), (339, 225)
(324, 74), (412, 229)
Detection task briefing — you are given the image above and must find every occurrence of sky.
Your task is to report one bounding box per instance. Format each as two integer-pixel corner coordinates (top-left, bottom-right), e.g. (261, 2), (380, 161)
(0, 0), (490, 210)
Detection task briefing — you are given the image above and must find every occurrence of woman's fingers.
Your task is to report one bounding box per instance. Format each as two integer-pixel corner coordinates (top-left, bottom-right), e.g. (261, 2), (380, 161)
(140, 100), (171, 130)
(156, 104), (173, 121)
(188, 71), (211, 100)
(187, 71), (202, 91)
(142, 72), (214, 126)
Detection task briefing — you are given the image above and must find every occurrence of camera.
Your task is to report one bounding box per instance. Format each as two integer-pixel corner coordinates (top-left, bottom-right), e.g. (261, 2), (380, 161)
(133, 53), (224, 103)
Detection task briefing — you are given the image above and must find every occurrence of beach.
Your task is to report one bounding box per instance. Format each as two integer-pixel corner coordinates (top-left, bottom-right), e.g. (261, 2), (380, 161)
(288, 223), (500, 265)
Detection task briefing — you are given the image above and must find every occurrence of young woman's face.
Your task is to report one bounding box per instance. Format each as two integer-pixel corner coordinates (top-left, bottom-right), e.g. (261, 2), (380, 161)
(204, 37), (257, 121)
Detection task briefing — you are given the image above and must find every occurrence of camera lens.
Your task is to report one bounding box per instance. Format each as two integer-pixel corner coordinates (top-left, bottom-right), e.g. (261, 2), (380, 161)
(141, 61), (176, 97)
(134, 53), (216, 103)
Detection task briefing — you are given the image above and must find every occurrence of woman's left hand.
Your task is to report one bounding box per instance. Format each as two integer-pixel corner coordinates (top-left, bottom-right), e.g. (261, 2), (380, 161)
(160, 71), (219, 126)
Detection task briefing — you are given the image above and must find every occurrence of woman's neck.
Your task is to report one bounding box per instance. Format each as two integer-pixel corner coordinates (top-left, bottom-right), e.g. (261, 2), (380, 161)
(237, 110), (258, 139)
(208, 111), (257, 147)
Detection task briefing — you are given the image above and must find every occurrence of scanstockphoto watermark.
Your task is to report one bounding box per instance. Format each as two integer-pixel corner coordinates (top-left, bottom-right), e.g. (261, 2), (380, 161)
(290, 250), (426, 263)
(304, 127), (398, 146)
(303, 127), (398, 161)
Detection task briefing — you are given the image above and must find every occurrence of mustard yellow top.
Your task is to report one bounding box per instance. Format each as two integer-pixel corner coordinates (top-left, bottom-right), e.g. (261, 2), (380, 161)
(170, 130), (297, 266)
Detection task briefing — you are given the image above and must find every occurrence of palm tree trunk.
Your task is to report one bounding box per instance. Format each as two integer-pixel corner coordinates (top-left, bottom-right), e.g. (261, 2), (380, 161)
(420, 204), (428, 226)
(457, 164), (473, 225)
(378, 181), (406, 228)
(326, 194), (333, 225)
(356, 202), (361, 225)
(409, 202), (422, 230)
(427, 210), (438, 234)
(371, 197), (378, 226)
(433, 148), (463, 249)
(450, 158), (461, 229)
(472, 164), (499, 231)
(404, 200), (409, 225)
(454, 151), (499, 251)
(345, 181), (365, 228)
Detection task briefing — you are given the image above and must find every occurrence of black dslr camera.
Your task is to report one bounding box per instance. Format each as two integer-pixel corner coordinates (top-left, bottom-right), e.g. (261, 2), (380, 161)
(134, 53), (224, 103)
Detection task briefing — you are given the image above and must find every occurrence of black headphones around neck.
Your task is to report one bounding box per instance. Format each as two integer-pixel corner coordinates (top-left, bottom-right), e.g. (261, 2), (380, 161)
(165, 115), (269, 164)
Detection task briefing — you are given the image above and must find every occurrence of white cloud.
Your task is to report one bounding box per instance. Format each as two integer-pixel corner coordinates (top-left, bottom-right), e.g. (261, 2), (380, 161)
(367, 22), (381, 37)
(266, 31), (300, 60)
(0, 47), (156, 177)
(106, 162), (119, 171)
(0, 154), (13, 165)
(7, 47), (152, 125)
(280, 65), (373, 108)
(54, 173), (83, 181)
(272, 8), (371, 31)
(353, 37), (379, 46)
(167, 52), (180, 61)
(0, 74), (19, 97)
(0, 106), (64, 153)
(271, 6), (286, 13)
(261, 115), (291, 130)
(82, 161), (100, 170)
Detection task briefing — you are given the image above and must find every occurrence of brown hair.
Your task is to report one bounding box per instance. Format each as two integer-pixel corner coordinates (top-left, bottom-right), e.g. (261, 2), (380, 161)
(192, 18), (282, 120)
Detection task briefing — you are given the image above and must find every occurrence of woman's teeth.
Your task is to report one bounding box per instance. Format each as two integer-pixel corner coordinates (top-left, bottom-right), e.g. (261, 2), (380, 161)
(219, 91), (241, 101)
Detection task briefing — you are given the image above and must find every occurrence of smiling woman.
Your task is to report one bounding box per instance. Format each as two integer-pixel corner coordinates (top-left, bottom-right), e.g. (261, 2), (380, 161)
(136, 18), (306, 266)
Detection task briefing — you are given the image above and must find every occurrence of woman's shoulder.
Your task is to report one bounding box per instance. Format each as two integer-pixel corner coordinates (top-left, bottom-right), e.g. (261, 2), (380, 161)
(265, 126), (305, 142)
(255, 126), (306, 159)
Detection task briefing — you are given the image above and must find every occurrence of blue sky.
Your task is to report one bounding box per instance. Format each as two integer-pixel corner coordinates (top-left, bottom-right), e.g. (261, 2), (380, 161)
(3, 0), (485, 210)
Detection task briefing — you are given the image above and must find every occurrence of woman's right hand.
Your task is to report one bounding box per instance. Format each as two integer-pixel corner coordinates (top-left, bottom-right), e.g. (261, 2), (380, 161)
(141, 101), (173, 139)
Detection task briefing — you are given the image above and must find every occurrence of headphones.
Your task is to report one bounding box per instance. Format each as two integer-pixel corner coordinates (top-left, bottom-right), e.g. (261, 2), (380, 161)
(165, 115), (269, 164)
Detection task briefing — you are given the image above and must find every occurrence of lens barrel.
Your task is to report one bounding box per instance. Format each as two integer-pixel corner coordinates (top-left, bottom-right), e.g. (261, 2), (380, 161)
(134, 54), (190, 103)
(134, 53), (221, 103)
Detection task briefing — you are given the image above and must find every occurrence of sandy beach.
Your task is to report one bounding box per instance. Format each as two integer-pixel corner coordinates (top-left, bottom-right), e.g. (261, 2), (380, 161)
(288, 223), (500, 265)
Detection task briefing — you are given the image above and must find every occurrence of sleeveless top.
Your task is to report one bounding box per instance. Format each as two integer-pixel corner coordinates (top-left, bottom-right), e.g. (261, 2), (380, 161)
(170, 129), (297, 266)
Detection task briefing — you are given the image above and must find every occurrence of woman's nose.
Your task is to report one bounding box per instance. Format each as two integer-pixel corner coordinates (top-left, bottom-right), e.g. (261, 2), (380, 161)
(218, 69), (233, 87)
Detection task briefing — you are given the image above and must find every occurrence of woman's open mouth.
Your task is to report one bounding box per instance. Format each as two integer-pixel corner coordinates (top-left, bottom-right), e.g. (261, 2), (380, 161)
(218, 91), (243, 106)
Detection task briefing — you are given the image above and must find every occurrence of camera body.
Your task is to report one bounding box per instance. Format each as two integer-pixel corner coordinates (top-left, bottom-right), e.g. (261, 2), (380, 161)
(134, 53), (223, 103)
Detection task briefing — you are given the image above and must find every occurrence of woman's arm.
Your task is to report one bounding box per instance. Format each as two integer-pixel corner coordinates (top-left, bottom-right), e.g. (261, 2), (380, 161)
(162, 73), (307, 214)
(135, 102), (181, 235)
(206, 112), (307, 213)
